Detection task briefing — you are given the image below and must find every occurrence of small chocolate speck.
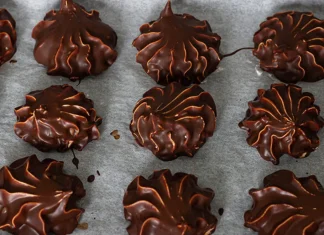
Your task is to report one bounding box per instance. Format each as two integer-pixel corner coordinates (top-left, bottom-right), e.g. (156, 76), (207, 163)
(10, 59), (17, 63)
(77, 222), (88, 230)
(110, 130), (120, 140)
(97, 170), (100, 176)
(87, 175), (95, 183)
(218, 208), (224, 216)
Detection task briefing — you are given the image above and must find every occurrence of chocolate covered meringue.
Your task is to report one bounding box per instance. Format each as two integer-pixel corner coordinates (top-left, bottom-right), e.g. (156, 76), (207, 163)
(14, 84), (102, 152)
(0, 155), (85, 235)
(133, 1), (221, 86)
(123, 169), (217, 235)
(254, 11), (324, 83)
(130, 82), (217, 161)
(239, 83), (324, 164)
(32, 0), (118, 81)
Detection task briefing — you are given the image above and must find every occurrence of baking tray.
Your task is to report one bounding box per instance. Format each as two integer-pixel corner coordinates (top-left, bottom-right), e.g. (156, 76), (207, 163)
(0, 0), (324, 234)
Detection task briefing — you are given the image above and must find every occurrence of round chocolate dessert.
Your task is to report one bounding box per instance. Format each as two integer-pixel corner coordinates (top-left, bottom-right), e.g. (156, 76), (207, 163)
(239, 83), (324, 165)
(32, 0), (118, 81)
(130, 82), (217, 161)
(0, 8), (16, 66)
(0, 155), (85, 235)
(253, 11), (324, 83)
(245, 170), (324, 235)
(133, 1), (221, 86)
(123, 169), (217, 235)
(14, 84), (102, 152)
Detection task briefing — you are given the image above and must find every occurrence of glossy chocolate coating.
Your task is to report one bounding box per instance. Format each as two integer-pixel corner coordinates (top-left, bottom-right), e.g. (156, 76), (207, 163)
(253, 11), (324, 83)
(123, 169), (217, 235)
(0, 155), (86, 235)
(14, 84), (102, 152)
(133, 1), (221, 86)
(245, 170), (324, 235)
(239, 84), (324, 165)
(130, 82), (217, 161)
(0, 9), (16, 66)
(32, 0), (117, 81)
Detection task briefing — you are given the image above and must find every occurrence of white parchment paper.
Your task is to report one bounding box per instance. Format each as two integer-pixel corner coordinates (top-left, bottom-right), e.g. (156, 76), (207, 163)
(0, 0), (324, 234)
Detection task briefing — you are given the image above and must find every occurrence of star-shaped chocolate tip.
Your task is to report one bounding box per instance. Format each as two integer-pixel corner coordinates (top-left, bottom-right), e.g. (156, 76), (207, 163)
(60, 0), (74, 11)
(160, 1), (174, 18)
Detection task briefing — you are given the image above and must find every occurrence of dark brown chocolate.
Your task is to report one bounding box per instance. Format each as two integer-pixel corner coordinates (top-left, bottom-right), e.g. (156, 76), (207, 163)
(14, 84), (102, 152)
(253, 11), (324, 83)
(133, 1), (221, 86)
(32, 0), (117, 81)
(87, 175), (95, 183)
(130, 82), (217, 161)
(0, 155), (85, 235)
(123, 169), (217, 235)
(245, 170), (324, 234)
(0, 9), (16, 66)
(239, 84), (324, 165)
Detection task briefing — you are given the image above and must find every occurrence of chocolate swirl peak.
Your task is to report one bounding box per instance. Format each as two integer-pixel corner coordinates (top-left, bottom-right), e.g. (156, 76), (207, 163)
(14, 84), (102, 152)
(0, 9), (16, 65)
(133, 1), (221, 86)
(239, 84), (324, 164)
(32, 0), (118, 81)
(130, 82), (217, 161)
(123, 169), (217, 235)
(245, 170), (324, 235)
(0, 155), (85, 235)
(253, 11), (324, 83)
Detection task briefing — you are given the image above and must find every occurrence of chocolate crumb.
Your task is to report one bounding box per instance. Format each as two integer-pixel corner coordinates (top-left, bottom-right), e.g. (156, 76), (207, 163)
(87, 175), (95, 183)
(110, 130), (120, 140)
(218, 208), (224, 216)
(77, 223), (88, 230)
(97, 170), (100, 176)
(10, 59), (17, 63)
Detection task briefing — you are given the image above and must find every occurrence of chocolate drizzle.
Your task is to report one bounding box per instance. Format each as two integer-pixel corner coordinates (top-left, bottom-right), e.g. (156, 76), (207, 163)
(14, 84), (102, 152)
(123, 169), (217, 235)
(71, 149), (80, 169)
(133, 1), (221, 86)
(253, 11), (324, 83)
(0, 9), (16, 66)
(239, 84), (324, 164)
(32, 0), (118, 81)
(0, 155), (85, 235)
(130, 82), (217, 161)
(245, 170), (324, 234)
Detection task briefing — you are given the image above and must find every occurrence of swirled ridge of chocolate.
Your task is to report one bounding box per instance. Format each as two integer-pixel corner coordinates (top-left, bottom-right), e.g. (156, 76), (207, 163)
(32, 0), (117, 81)
(253, 11), (324, 83)
(133, 1), (221, 86)
(239, 83), (324, 165)
(0, 9), (16, 66)
(14, 84), (102, 152)
(123, 169), (217, 235)
(0, 155), (86, 235)
(245, 170), (324, 235)
(130, 82), (217, 161)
